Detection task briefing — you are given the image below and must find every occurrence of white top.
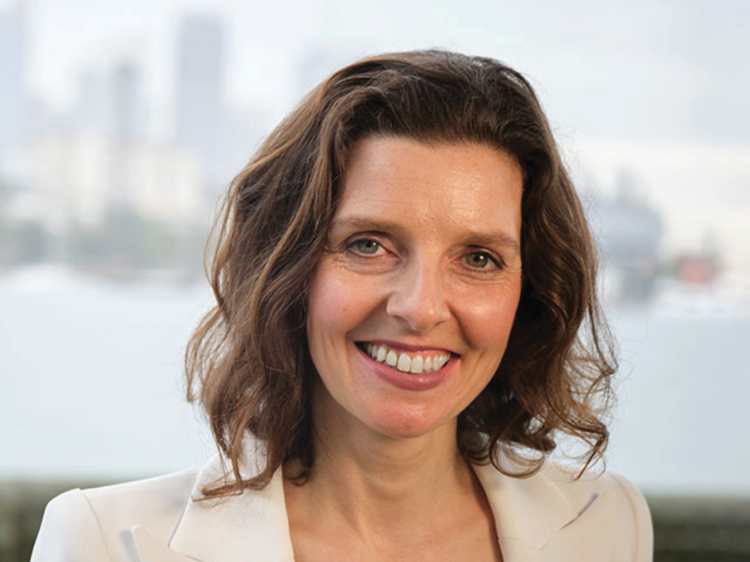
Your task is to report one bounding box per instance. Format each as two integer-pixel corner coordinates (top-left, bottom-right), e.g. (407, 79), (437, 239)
(31, 450), (653, 562)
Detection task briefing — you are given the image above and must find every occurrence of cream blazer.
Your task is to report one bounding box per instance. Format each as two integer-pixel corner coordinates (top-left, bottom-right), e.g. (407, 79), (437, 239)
(31, 451), (653, 562)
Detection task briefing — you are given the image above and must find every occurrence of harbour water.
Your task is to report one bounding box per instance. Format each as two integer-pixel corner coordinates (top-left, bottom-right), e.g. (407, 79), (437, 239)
(1, 265), (749, 495)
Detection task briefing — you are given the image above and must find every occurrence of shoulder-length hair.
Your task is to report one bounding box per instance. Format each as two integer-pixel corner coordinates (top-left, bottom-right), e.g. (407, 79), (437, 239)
(186, 49), (616, 497)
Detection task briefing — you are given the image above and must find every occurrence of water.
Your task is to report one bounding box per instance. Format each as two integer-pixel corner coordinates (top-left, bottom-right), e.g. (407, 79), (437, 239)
(1, 265), (748, 495)
(606, 307), (750, 495)
(0, 266), (216, 479)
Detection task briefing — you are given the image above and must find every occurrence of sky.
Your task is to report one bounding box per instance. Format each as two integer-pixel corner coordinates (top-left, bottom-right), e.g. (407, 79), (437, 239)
(3, 0), (749, 268)
(11, 0), (748, 142)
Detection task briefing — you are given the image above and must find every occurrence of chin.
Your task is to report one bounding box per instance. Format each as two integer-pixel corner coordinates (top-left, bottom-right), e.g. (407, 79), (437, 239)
(361, 406), (455, 441)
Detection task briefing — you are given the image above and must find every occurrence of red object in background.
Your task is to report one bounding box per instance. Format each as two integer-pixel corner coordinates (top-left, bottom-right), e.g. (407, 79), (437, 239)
(677, 255), (720, 285)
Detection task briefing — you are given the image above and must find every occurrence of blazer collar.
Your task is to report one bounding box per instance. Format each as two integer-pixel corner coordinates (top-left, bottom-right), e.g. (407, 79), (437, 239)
(132, 450), (595, 562)
(472, 461), (584, 551)
(133, 445), (295, 562)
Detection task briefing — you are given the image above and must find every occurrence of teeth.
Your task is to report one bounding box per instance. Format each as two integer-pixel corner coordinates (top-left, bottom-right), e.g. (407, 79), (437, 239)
(411, 355), (423, 374)
(363, 342), (451, 374)
(385, 350), (398, 367)
(397, 353), (411, 372)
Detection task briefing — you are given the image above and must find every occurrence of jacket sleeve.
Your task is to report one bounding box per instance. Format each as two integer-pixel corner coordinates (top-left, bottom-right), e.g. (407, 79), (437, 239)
(31, 488), (112, 562)
(610, 473), (654, 561)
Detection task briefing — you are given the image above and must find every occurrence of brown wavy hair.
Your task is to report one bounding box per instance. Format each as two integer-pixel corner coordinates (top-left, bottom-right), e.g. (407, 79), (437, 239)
(185, 49), (616, 496)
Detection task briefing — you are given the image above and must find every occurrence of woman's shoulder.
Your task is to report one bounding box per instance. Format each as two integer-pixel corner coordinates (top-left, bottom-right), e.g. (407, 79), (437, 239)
(31, 467), (200, 562)
(476, 456), (651, 510)
(474, 459), (653, 560)
(82, 466), (199, 513)
(541, 460), (651, 512)
(543, 463), (653, 560)
(31, 450), (293, 562)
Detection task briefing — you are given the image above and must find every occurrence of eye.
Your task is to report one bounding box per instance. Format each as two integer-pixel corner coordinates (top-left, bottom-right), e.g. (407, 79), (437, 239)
(352, 239), (381, 255)
(463, 251), (498, 269)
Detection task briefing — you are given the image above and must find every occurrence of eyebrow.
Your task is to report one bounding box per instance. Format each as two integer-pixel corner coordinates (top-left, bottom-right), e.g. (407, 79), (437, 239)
(331, 216), (521, 254)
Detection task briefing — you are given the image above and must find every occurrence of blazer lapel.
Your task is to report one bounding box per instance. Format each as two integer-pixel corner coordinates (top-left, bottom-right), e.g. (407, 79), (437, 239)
(130, 444), (598, 562)
(472, 461), (598, 559)
(132, 450), (295, 562)
(132, 526), (200, 562)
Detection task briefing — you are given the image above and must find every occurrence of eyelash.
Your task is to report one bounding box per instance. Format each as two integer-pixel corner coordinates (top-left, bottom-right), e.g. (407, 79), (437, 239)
(346, 238), (504, 273)
(463, 250), (503, 272)
(347, 238), (386, 257)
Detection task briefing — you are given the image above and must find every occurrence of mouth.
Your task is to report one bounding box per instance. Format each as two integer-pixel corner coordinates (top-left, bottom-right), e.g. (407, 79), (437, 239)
(356, 341), (456, 375)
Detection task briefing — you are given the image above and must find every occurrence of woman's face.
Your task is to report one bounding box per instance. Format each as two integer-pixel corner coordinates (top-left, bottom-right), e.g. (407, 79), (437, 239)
(306, 136), (523, 440)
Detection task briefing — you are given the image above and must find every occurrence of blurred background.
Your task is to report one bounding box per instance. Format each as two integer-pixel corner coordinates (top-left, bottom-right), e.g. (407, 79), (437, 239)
(1, 0), (748, 559)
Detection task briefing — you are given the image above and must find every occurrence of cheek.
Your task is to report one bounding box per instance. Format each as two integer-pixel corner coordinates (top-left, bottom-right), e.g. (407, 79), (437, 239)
(306, 262), (378, 343)
(457, 283), (521, 353)
(307, 268), (341, 342)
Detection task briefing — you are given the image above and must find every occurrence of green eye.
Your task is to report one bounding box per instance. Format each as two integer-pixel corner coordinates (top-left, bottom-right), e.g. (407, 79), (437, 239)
(465, 252), (491, 268)
(354, 240), (380, 255)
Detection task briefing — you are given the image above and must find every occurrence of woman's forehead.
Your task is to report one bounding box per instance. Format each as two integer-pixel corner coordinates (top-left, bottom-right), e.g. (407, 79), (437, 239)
(334, 136), (523, 240)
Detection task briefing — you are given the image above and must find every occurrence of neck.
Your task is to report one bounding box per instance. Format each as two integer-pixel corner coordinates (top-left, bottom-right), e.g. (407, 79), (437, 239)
(284, 383), (478, 542)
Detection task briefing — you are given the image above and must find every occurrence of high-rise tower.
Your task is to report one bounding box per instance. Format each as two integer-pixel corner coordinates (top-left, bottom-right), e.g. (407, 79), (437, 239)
(0, 2), (28, 146)
(174, 13), (225, 184)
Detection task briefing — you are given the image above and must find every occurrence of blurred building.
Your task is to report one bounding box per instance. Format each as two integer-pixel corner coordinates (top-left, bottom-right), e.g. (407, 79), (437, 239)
(175, 13), (225, 186)
(73, 61), (147, 143)
(28, 134), (203, 230)
(2, 8), (258, 274)
(14, 52), (203, 235)
(69, 60), (150, 217)
(0, 2), (28, 146)
(591, 170), (664, 301)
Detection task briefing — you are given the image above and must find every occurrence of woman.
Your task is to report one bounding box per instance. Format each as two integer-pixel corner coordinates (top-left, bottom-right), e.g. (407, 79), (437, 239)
(32, 50), (652, 561)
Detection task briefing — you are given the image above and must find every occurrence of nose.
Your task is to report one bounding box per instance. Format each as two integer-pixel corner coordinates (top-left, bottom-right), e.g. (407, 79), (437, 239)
(386, 258), (451, 332)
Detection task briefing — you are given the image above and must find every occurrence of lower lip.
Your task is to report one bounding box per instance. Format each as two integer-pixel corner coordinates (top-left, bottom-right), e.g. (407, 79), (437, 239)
(357, 345), (454, 391)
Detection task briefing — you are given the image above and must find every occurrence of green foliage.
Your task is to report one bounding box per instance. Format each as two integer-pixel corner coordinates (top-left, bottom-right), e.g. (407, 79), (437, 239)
(0, 207), (207, 281)
(0, 221), (53, 265)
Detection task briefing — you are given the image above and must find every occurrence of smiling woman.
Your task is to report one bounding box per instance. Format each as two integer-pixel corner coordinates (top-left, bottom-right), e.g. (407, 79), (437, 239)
(31, 50), (653, 562)
(306, 139), (524, 440)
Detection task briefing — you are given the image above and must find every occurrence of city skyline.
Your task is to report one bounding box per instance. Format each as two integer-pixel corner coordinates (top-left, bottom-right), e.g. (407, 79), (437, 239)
(0, 0), (748, 272)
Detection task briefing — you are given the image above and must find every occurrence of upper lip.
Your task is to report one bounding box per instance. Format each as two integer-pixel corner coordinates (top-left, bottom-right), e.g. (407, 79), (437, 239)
(358, 339), (458, 356)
